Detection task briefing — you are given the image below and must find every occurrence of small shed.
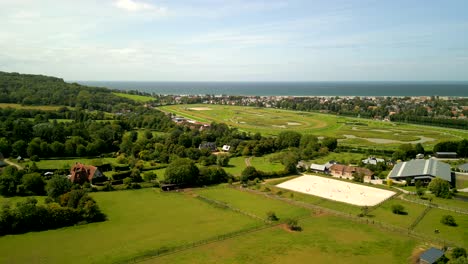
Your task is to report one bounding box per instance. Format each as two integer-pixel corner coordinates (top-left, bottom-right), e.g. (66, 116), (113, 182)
(419, 247), (445, 264)
(416, 153), (425, 159)
(459, 163), (468, 173)
(222, 145), (231, 152)
(435, 152), (457, 159)
(362, 157), (385, 165)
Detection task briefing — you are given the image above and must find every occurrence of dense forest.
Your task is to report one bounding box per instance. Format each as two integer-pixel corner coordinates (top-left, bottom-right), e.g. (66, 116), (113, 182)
(0, 71), (135, 111)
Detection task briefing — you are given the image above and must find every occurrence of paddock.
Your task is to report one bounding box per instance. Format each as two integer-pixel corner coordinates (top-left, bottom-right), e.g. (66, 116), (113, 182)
(277, 175), (396, 206)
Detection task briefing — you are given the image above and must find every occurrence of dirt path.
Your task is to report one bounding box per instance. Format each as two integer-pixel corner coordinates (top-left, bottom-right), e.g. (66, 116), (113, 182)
(245, 157), (252, 167)
(4, 159), (23, 169)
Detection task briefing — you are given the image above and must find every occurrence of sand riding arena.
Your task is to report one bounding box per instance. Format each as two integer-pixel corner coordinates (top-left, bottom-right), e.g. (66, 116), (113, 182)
(277, 175), (396, 206)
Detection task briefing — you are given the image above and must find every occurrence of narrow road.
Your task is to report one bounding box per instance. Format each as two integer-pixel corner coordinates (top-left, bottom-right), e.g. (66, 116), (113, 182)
(4, 159), (23, 169)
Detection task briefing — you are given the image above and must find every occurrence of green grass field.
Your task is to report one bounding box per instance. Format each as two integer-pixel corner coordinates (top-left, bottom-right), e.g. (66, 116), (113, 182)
(367, 199), (427, 229)
(194, 187), (309, 220)
(113, 92), (155, 102)
(160, 104), (468, 150)
(413, 208), (468, 247)
(21, 157), (118, 170)
(0, 189), (261, 263)
(223, 154), (285, 177)
(0, 103), (70, 111)
(145, 215), (418, 264)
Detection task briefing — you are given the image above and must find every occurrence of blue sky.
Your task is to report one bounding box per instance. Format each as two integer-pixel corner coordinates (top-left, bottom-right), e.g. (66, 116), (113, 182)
(1, 0), (467, 81)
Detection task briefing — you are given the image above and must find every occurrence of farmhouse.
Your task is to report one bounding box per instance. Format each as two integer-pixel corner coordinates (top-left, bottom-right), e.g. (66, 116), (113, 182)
(70, 163), (106, 184)
(387, 159), (453, 185)
(419, 247), (445, 264)
(362, 156), (385, 165)
(435, 152), (457, 159)
(329, 164), (373, 181)
(199, 142), (217, 152)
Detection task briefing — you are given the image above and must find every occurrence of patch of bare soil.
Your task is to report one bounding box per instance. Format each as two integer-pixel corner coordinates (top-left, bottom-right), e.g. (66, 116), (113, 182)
(409, 246), (427, 264)
(279, 223), (296, 233)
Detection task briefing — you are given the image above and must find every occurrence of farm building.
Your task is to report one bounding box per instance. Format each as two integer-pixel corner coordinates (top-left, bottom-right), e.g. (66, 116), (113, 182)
(362, 156), (385, 165)
(70, 163), (106, 184)
(419, 247), (445, 264)
(199, 142), (217, 152)
(459, 163), (468, 173)
(310, 163), (327, 173)
(329, 164), (373, 181)
(324, 160), (337, 170)
(387, 159), (453, 185)
(435, 152), (457, 159)
(222, 145), (231, 152)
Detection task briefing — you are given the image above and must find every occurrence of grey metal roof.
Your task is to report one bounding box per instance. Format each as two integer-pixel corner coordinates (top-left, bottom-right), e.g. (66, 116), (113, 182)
(459, 163), (468, 171)
(435, 152), (457, 155)
(419, 247), (444, 264)
(388, 159), (451, 182)
(310, 164), (326, 171)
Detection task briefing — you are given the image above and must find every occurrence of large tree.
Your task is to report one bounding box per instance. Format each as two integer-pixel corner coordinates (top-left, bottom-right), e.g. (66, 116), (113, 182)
(428, 178), (451, 198)
(164, 158), (199, 185)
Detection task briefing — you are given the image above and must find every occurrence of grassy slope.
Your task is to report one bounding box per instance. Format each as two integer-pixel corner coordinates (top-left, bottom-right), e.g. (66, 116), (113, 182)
(0, 189), (260, 263)
(113, 92), (154, 102)
(146, 216), (417, 264)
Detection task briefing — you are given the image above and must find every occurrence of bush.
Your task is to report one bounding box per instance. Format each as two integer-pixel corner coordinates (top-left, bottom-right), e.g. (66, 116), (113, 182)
(46, 175), (72, 199)
(143, 171), (157, 182)
(452, 247), (467, 259)
(285, 218), (302, 231)
(391, 204), (406, 215)
(428, 178), (451, 198)
(101, 182), (114, 192)
(441, 215), (457, 226)
(266, 211), (279, 221)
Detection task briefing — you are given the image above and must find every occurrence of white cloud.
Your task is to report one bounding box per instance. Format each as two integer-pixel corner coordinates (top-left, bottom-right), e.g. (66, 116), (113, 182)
(113, 0), (167, 14)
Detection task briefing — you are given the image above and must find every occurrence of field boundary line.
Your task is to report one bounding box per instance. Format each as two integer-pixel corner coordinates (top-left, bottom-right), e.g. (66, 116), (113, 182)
(120, 214), (313, 264)
(398, 195), (468, 215)
(232, 186), (459, 247)
(409, 207), (432, 230)
(195, 194), (271, 223)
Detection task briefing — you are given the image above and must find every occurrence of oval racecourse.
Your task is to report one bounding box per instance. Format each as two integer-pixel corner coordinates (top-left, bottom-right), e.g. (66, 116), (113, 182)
(277, 175), (396, 206)
(160, 104), (465, 150)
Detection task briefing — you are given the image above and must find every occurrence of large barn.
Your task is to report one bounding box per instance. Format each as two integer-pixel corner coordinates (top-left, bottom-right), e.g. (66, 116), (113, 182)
(387, 159), (452, 185)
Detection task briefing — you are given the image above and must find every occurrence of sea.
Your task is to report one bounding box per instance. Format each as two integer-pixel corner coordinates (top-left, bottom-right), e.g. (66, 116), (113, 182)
(76, 81), (468, 97)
